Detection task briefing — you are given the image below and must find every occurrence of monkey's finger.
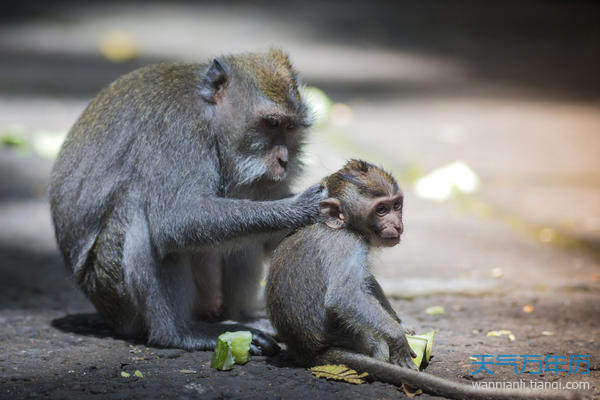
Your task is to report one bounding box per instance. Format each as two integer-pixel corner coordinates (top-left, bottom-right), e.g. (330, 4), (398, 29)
(249, 343), (262, 355)
(406, 356), (419, 370)
(249, 341), (280, 356)
(250, 333), (281, 356)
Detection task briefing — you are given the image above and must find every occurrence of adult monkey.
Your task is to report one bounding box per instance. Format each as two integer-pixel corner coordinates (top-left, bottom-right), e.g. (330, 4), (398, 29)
(267, 160), (577, 400)
(49, 49), (324, 355)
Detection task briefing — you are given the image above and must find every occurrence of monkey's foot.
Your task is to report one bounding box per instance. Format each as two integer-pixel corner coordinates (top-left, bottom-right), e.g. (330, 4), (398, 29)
(390, 340), (419, 370)
(189, 321), (280, 356)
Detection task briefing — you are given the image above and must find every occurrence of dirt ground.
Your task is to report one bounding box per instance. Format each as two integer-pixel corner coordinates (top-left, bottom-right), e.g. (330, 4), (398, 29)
(1, 1), (599, 399)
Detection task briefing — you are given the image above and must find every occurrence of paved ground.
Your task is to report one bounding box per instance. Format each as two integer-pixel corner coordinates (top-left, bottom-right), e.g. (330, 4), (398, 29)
(0, 1), (599, 399)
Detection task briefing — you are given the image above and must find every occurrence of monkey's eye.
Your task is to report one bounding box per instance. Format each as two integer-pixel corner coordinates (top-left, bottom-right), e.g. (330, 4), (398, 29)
(376, 204), (389, 216)
(393, 200), (402, 210)
(264, 116), (280, 129)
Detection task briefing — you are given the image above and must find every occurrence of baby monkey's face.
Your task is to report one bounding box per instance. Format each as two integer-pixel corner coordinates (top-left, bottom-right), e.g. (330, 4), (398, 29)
(366, 191), (404, 247)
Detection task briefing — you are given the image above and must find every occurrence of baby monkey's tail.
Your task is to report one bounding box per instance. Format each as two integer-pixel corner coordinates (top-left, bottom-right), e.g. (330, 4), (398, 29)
(319, 349), (579, 400)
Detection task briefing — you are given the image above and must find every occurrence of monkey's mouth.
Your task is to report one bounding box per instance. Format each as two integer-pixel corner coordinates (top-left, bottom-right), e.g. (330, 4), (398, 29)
(266, 163), (287, 183)
(380, 235), (400, 246)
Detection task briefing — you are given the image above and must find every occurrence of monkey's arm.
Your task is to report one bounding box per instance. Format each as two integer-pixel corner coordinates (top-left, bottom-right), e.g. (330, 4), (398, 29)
(365, 275), (402, 325)
(151, 184), (323, 255)
(324, 256), (416, 369)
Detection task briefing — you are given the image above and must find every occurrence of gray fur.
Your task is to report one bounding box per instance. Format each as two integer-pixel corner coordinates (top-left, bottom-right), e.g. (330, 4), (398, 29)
(49, 53), (323, 354)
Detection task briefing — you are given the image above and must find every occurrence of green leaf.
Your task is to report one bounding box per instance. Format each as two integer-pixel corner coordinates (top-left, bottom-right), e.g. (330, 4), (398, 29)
(134, 370), (143, 378)
(210, 336), (235, 371)
(222, 331), (252, 364)
(406, 336), (427, 368)
(210, 331), (253, 370)
(407, 330), (435, 369)
(425, 306), (445, 315)
(120, 371), (131, 378)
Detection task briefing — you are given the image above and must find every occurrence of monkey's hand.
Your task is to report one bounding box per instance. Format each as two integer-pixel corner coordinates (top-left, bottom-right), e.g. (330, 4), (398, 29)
(389, 334), (419, 370)
(292, 183), (327, 225)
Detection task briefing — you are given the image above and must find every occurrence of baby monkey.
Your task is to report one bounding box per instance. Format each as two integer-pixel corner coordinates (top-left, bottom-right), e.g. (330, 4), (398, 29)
(266, 160), (575, 400)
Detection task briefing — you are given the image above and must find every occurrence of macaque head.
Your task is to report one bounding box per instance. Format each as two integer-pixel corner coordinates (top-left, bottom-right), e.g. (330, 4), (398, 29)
(198, 49), (310, 186)
(320, 160), (404, 247)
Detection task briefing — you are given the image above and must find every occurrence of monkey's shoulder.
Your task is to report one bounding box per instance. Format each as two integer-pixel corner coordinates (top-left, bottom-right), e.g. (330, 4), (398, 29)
(279, 224), (368, 263)
(97, 63), (207, 105)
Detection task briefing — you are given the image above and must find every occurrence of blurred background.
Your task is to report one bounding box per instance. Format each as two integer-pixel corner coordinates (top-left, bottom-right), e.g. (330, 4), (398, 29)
(1, 0), (599, 295)
(0, 1), (599, 397)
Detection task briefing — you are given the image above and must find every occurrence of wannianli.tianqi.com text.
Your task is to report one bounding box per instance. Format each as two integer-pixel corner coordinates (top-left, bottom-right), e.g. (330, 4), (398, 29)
(472, 380), (591, 391)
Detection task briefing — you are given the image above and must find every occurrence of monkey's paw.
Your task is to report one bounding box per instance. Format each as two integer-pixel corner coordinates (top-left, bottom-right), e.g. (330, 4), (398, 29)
(390, 338), (418, 370)
(248, 328), (281, 356)
(294, 183), (327, 224)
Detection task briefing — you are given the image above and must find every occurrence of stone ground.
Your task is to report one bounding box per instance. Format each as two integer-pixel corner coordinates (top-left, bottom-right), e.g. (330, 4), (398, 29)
(0, 1), (599, 399)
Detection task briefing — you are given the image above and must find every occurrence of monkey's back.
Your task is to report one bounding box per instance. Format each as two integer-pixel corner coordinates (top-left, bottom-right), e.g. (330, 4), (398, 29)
(49, 63), (213, 274)
(267, 224), (366, 365)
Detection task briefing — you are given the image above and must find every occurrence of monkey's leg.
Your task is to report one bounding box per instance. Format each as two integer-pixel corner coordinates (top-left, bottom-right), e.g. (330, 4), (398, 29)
(191, 251), (223, 320)
(221, 245), (264, 321)
(327, 279), (417, 370)
(77, 211), (192, 347)
(185, 248), (279, 355)
(329, 328), (390, 362)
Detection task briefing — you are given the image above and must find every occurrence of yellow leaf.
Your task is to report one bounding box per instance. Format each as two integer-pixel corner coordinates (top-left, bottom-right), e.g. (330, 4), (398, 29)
(522, 305), (534, 313)
(310, 364), (369, 384)
(134, 370), (143, 378)
(120, 371), (130, 378)
(486, 330), (516, 341)
(401, 383), (423, 397)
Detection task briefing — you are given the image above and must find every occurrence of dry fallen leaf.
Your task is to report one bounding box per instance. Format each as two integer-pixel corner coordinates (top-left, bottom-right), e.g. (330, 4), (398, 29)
(310, 364), (369, 384)
(179, 369), (197, 374)
(522, 305), (534, 313)
(541, 331), (554, 336)
(486, 330), (516, 341)
(402, 383), (423, 397)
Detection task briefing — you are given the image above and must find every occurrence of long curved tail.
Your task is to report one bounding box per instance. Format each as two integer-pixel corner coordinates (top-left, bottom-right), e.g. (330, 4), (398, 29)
(320, 349), (579, 400)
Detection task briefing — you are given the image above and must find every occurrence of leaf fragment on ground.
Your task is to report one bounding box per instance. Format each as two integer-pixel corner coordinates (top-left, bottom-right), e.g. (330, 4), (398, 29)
(541, 331), (554, 336)
(486, 330), (516, 341)
(425, 306), (445, 315)
(134, 370), (143, 378)
(179, 369), (197, 374)
(210, 331), (252, 370)
(401, 383), (423, 397)
(310, 364), (369, 384)
(407, 336), (427, 368)
(120, 371), (131, 378)
(407, 330), (435, 369)
(522, 305), (534, 313)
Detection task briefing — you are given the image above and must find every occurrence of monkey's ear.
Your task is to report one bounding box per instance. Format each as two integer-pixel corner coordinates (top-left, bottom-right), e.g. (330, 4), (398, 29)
(199, 59), (230, 103)
(319, 198), (345, 229)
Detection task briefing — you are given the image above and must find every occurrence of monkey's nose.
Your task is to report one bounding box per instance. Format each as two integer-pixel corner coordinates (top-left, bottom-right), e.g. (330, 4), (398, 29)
(278, 157), (288, 169)
(397, 222), (404, 235)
